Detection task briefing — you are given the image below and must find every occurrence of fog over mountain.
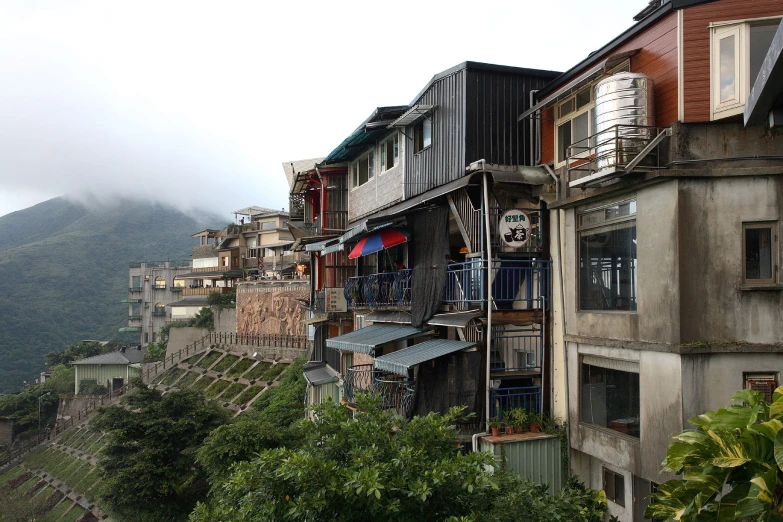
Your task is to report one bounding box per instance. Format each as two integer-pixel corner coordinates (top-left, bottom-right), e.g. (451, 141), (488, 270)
(0, 1), (642, 218)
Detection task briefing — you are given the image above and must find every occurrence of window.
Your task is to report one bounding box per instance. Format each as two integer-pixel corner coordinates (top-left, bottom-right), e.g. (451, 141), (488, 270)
(131, 276), (141, 289)
(351, 151), (375, 188)
(380, 133), (399, 172)
(341, 352), (353, 375)
(743, 222), (777, 284)
(222, 256), (230, 267)
(153, 303), (166, 317)
(603, 468), (626, 507)
(260, 221), (276, 230)
(744, 373), (778, 403)
(581, 358), (640, 438)
(154, 276), (166, 289)
(578, 199), (637, 311)
(265, 247), (275, 257)
(711, 18), (782, 119)
(556, 87), (594, 165)
(414, 117), (432, 153)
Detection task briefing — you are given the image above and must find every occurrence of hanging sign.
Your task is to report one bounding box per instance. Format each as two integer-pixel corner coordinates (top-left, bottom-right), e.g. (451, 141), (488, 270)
(498, 210), (532, 247)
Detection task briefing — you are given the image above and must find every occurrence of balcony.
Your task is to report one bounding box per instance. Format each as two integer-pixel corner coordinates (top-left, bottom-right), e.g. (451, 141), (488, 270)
(128, 315), (142, 322)
(170, 286), (183, 292)
(344, 260), (549, 312)
(566, 124), (670, 189)
(182, 286), (235, 296)
(343, 364), (415, 417)
(153, 285), (166, 291)
(489, 386), (541, 421)
(491, 325), (543, 374)
(151, 310), (167, 317)
(344, 270), (412, 308)
(129, 286), (142, 293)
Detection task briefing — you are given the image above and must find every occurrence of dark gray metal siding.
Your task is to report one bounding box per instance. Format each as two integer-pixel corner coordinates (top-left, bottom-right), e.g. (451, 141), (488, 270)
(464, 70), (557, 168)
(404, 69), (466, 199)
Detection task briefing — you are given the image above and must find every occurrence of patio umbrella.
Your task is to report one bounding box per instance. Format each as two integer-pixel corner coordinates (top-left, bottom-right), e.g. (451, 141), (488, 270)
(348, 228), (409, 259)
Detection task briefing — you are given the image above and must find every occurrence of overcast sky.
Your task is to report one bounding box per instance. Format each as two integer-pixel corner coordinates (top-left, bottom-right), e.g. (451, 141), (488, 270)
(0, 0), (643, 219)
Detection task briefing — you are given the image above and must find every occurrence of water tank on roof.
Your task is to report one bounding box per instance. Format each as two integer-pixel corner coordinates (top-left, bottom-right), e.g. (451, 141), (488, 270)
(593, 72), (655, 171)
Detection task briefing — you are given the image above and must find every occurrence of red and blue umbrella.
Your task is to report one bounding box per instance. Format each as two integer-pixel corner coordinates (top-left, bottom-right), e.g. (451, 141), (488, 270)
(348, 228), (409, 259)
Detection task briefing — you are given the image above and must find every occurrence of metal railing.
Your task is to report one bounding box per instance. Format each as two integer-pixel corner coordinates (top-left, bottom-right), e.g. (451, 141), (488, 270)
(444, 259), (550, 309)
(343, 364), (416, 417)
(151, 310), (167, 317)
(489, 386), (541, 421)
(344, 269), (412, 308)
(129, 286), (142, 293)
(128, 315), (142, 321)
(491, 325), (542, 372)
(170, 286), (184, 292)
(182, 287), (235, 296)
(566, 124), (670, 186)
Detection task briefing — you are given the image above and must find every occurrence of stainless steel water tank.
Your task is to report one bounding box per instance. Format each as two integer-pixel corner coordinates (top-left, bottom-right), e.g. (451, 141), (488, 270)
(593, 72), (655, 171)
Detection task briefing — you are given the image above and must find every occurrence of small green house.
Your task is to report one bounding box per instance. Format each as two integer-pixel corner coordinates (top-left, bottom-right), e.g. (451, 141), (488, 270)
(71, 347), (146, 394)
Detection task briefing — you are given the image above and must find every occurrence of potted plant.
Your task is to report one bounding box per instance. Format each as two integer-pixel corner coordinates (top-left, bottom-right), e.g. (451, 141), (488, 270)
(528, 412), (542, 433)
(504, 413), (514, 436)
(488, 417), (502, 437)
(509, 408), (528, 434)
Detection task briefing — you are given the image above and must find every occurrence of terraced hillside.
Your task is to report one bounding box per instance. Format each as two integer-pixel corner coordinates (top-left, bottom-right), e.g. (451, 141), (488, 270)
(2, 425), (111, 521)
(150, 348), (292, 415)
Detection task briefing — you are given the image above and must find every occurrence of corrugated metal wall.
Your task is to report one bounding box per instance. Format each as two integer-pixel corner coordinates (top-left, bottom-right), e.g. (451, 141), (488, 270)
(480, 435), (563, 492)
(404, 69), (466, 199)
(465, 70), (557, 168)
(74, 364), (139, 393)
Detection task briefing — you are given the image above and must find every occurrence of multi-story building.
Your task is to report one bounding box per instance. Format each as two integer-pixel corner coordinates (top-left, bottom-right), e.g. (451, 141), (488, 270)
(297, 62), (561, 436)
(122, 261), (191, 344)
(233, 206), (307, 279)
(517, 0), (783, 519)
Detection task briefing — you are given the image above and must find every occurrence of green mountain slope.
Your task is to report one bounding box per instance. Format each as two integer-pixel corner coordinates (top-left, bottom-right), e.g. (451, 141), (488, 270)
(0, 197), (219, 392)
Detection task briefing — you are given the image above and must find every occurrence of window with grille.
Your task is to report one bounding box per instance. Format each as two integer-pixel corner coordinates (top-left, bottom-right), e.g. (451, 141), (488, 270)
(744, 373), (777, 403)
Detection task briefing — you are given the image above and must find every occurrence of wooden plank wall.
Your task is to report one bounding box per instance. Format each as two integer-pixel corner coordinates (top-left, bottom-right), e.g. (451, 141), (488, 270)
(683, 0), (783, 122)
(540, 12), (678, 164)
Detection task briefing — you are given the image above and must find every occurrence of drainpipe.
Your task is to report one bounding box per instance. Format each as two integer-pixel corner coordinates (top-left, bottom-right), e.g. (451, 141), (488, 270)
(315, 167), (325, 234)
(482, 171), (493, 429)
(529, 90), (538, 167)
(556, 208), (571, 453)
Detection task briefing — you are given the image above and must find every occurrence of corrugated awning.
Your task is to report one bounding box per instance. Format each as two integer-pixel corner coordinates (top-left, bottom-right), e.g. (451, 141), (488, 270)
(326, 324), (430, 355)
(426, 311), (483, 328)
(303, 362), (340, 385)
(374, 339), (476, 376)
(120, 299), (141, 304)
(118, 327), (140, 333)
(302, 315), (329, 326)
(517, 49), (639, 121)
(388, 104), (435, 127)
(365, 310), (412, 324)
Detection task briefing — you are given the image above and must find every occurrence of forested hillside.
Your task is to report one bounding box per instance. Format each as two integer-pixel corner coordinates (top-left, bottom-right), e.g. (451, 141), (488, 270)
(0, 197), (219, 392)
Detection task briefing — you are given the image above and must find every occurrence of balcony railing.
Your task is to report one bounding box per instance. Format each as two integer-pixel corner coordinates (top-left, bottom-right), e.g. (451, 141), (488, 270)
(151, 310), (167, 317)
(128, 315), (142, 321)
(566, 124), (670, 189)
(182, 287), (235, 296)
(344, 270), (412, 308)
(153, 285), (166, 290)
(343, 364), (416, 417)
(170, 286), (183, 292)
(129, 286), (142, 293)
(343, 260), (549, 311)
(491, 325), (543, 373)
(444, 259), (549, 310)
(489, 386), (541, 421)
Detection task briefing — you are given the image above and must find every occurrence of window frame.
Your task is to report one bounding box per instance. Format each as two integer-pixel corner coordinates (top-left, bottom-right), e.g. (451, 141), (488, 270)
(380, 133), (400, 173)
(710, 17), (783, 121)
(603, 468), (626, 507)
(555, 87), (595, 168)
(580, 357), (641, 439)
(742, 221), (778, 285)
(351, 150), (375, 189)
(577, 198), (638, 312)
(414, 117), (432, 154)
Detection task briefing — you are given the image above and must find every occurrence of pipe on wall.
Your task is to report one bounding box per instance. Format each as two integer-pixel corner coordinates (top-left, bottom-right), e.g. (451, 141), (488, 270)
(482, 171), (493, 429)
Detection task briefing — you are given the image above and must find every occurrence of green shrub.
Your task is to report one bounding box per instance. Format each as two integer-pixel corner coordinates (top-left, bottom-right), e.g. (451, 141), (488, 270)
(225, 358), (254, 377)
(210, 354), (238, 374)
(243, 361), (271, 381)
(220, 383), (246, 402)
(234, 385), (262, 405)
(203, 380), (230, 400)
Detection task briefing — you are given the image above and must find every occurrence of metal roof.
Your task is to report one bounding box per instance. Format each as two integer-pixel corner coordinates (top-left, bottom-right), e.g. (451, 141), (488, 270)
(745, 18), (783, 126)
(325, 324), (429, 355)
(303, 362), (340, 386)
(72, 348), (147, 366)
(374, 339), (476, 376)
(233, 206), (287, 218)
(426, 311), (483, 328)
(389, 105), (435, 127)
(168, 297), (208, 307)
(282, 158), (324, 189)
(365, 310), (412, 324)
(321, 106), (408, 165)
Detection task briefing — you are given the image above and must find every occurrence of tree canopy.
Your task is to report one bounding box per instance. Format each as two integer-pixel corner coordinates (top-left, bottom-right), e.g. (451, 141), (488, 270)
(191, 396), (608, 522)
(92, 383), (230, 522)
(647, 387), (783, 521)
